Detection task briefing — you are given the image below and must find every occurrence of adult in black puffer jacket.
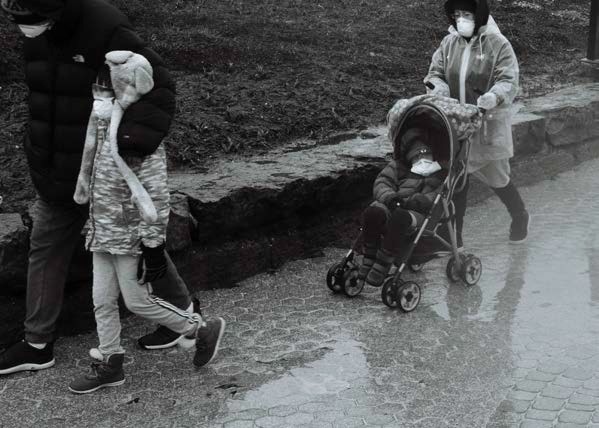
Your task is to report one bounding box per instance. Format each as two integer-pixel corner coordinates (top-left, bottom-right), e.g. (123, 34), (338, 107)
(19, 0), (176, 202)
(0, 0), (196, 377)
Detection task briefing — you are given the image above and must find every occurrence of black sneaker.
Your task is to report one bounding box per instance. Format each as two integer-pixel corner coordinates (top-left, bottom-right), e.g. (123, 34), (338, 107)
(138, 325), (182, 350)
(0, 341), (55, 375)
(138, 298), (201, 350)
(68, 353), (125, 394)
(194, 317), (226, 367)
(510, 210), (530, 244)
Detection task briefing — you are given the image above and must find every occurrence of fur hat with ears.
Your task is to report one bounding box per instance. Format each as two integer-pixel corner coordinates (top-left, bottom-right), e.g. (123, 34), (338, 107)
(105, 50), (154, 108)
(74, 51), (158, 223)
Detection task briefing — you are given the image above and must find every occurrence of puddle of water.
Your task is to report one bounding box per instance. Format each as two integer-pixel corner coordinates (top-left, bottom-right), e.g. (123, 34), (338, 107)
(226, 335), (368, 412)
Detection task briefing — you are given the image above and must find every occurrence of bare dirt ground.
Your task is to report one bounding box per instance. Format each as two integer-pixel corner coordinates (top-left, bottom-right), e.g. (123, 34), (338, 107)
(0, 0), (591, 214)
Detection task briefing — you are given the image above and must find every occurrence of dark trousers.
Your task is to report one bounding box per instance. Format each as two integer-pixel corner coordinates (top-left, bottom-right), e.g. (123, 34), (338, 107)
(25, 198), (191, 343)
(362, 203), (420, 254)
(453, 176), (526, 238)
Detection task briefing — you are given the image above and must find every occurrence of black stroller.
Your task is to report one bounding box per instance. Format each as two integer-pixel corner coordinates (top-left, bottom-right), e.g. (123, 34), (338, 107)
(326, 95), (484, 311)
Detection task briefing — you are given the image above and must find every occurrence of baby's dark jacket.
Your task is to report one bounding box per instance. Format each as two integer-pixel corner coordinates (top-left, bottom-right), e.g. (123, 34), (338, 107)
(373, 160), (447, 213)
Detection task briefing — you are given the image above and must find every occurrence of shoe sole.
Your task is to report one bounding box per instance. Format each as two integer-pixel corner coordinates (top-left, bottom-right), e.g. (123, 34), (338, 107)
(140, 335), (185, 350)
(195, 318), (226, 367)
(68, 379), (125, 394)
(0, 359), (55, 375)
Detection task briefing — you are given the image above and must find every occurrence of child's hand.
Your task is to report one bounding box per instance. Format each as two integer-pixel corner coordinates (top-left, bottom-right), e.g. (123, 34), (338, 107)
(137, 242), (167, 284)
(404, 194), (431, 212)
(385, 194), (403, 210)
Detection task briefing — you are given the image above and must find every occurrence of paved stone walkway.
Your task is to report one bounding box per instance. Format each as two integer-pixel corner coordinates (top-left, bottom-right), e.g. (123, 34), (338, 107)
(3, 158), (599, 427)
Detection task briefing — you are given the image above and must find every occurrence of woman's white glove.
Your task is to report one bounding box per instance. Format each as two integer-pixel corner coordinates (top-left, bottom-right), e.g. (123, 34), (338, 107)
(477, 92), (498, 110)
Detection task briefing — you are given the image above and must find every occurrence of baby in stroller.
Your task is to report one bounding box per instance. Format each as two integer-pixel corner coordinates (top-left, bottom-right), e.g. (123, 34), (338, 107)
(326, 94), (483, 310)
(359, 127), (447, 288)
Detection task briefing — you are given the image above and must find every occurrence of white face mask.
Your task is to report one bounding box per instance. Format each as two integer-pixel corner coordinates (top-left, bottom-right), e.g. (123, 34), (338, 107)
(411, 159), (442, 176)
(18, 21), (53, 38)
(456, 17), (475, 38)
(93, 97), (114, 120)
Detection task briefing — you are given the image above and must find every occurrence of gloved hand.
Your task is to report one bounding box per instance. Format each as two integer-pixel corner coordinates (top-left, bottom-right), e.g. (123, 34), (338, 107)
(425, 80), (450, 97)
(385, 194), (404, 210)
(404, 194), (432, 213)
(137, 242), (167, 284)
(477, 92), (498, 110)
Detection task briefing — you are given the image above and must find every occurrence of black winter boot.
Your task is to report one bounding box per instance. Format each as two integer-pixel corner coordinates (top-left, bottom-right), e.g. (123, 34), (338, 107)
(493, 181), (529, 243)
(366, 248), (395, 287)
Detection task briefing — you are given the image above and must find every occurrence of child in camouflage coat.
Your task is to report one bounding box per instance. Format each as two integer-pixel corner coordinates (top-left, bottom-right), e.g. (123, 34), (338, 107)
(69, 52), (225, 394)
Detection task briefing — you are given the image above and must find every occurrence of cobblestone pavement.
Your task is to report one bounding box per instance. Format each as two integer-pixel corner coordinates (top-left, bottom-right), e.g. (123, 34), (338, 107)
(3, 158), (599, 428)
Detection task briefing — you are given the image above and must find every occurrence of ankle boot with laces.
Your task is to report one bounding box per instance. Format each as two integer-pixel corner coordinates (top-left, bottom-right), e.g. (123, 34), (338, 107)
(69, 353), (125, 394)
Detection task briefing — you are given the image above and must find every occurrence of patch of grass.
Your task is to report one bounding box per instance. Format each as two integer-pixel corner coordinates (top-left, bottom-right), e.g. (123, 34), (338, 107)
(0, 0), (590, 213)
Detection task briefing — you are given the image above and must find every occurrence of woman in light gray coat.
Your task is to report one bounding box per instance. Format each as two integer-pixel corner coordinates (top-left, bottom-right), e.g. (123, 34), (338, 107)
(424, 0), (529, 244)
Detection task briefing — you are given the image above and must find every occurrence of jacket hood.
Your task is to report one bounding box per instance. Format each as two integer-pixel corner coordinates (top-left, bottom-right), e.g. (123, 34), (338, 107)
(19, 0), (81, 42)
(444, 0), (490, 37)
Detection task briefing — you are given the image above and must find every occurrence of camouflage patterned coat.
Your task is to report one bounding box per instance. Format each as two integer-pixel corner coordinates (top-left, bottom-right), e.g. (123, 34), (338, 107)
(86, 119), (170, 255)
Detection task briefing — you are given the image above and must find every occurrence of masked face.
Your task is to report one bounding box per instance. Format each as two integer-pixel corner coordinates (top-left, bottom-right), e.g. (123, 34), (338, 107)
(91, 83), (115, 119)
(93, 97), (114, 120)
(18, 20), (53, 38)
(456, 17), (475, 38)
(411, 158), (442, 177)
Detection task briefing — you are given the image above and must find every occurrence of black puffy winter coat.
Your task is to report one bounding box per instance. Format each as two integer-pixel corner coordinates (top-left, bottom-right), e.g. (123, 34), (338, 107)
(19, 0), (176, 203)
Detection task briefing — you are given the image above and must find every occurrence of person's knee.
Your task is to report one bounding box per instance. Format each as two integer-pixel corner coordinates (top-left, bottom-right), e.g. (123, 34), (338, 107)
(122, 295), (150, 316)
(362, 205), (387, 226)
(389, 208), (413, 232)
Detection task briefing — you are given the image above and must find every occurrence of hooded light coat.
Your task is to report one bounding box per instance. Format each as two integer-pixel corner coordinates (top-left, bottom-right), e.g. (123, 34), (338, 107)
(424, 0), (519, 163)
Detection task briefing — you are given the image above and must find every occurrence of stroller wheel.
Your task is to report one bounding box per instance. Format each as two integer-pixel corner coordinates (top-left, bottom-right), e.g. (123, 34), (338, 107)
(397, 281), (421, 313)
(381, 277), (400, 308)
(446, 254), (464, 282)
(409, 263), (424, 273)
(461, 254), (482, 286)
(326, 262), (346, 293)
(342, 267), (364, 297)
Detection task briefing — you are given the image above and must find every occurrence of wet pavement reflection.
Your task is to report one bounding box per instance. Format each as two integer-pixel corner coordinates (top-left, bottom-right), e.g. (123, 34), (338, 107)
(3, 160), (599, 427)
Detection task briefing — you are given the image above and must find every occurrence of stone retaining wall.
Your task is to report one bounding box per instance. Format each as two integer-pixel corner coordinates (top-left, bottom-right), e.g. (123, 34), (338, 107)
(2, 84), (599, 296)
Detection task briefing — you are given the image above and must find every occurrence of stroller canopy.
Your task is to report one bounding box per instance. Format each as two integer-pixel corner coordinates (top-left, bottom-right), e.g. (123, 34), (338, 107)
(387, 94), (482, 166)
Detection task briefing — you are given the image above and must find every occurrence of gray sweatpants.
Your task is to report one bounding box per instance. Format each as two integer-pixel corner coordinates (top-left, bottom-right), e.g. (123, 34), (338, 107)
(25, 198), (192, 344)
(92, 252), (201, 356)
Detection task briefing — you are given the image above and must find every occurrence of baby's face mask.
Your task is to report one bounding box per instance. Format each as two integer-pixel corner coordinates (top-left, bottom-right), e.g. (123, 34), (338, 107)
(411, 156), (442, 177)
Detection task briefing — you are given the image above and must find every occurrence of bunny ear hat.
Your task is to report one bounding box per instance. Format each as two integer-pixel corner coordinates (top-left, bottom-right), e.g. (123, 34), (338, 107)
(74, 50), (158, 224)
